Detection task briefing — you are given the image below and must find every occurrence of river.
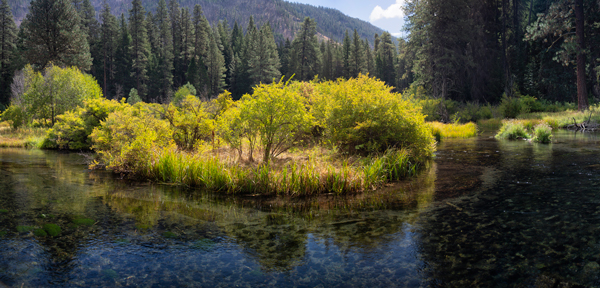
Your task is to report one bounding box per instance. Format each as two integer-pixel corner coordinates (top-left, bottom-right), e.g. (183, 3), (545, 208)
(1, 130), (599, 287)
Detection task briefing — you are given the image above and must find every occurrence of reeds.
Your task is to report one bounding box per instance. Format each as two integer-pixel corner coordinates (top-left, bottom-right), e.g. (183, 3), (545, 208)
(429, 122), (478, 140)
(139, 147), (424, 196)
(0, 127), (47, 148)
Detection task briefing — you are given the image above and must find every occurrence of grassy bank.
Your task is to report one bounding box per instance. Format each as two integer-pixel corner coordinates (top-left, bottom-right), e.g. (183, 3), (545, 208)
(129, 146), (426, 196)
(0, 123), (46, 148)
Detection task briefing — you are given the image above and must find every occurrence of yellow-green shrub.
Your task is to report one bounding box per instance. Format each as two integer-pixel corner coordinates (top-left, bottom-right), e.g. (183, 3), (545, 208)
(163, 95), (214, 151)
(239, 79), (314, 163)
(42, 98), (126, 150)
(0, 105), (25, 129)
(313, 75), (435, 160)
(90, 103), (172, 172)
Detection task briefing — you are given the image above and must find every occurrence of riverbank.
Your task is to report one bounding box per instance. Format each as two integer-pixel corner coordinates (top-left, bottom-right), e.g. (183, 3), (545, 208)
(0, 124), (46, 148)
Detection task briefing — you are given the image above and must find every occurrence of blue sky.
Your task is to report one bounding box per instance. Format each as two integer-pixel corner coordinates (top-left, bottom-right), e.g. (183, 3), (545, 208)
(287, 0), (406, 37)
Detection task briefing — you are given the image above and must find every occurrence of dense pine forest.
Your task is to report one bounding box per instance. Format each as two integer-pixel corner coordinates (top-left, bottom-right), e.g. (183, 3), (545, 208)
(0, 0), (599, 113)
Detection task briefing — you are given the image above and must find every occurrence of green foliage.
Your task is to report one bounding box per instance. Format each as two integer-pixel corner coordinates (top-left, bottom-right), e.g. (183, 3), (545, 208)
(240, 79), (313, 162)
(171, 83), (196, 105)
(163, 95), (215, 150)
(532, 123), (553, 144)
(313, 75), (435, 160)
(16, 225), (34, 232)
(127, 88), (142, 105)
(495, 121), (531, 140)
(42, 98), (126, 150)
(20, 65), (102, 126)
(33, 228), (47, 237)
(499, 94), (525, 119)
(43, 223), (61, 237)
(90, 102), (172, 172)
(0, 105), (25, 129)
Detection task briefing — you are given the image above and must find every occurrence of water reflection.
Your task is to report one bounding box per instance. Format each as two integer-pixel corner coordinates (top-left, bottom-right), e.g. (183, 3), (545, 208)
(1, 130), (597, 287)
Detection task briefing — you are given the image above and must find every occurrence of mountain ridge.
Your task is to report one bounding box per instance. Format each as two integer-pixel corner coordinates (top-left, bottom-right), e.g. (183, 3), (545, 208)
(8, 0), (389, 44)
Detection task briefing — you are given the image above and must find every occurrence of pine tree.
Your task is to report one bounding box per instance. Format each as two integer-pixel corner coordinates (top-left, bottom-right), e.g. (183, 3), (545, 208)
(0, 0), (16, 106)
(168, 0), (183, 86)
(100, 2), (118, 98)
(206, 26), (226, 96)
(231, 21), (244, 58)
(349, 29), (366, 77)
(342, 30), (351, 78)
(128, 0), (150, 99)
(364, 39), (374, 76)
(375, 32), (396, 87)
(114, 14), (132, 99)
(152, 0), (174, 102)
(178, 8), (194, 86)
(320, 40), (334, 80)
(279, 38), (291, 79)
(290, 17), (320, 81)
(247, 23), (281, 85)
(23, 0), (91, 70)
(192, 5), (209, 62)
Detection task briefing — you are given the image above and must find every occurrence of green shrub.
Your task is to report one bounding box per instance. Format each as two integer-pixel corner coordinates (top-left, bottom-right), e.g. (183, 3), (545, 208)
(90, 103), (173, 172)
(43, 223), (61, 237)
(42, 98), (126, 150)
(163, 95), (215, 151)
(532, 123), (553, 143)
(127, 88), (142, 105)
(240, 79), (314, 163)
(495, 122), (530, 140)
(0, 105), (25, 129)
(171, 82), (197, 105)
(499, 94), (524, 119)
(314, 75), (435, 160)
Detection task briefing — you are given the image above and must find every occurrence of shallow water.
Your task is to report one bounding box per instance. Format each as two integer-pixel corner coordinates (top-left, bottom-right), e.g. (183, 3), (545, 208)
(1, 131), (600, 287)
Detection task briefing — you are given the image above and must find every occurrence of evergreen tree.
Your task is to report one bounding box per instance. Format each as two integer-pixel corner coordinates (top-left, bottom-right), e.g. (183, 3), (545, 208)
(349, 29), (366, 77)
(206, 26), (226, 96)
(231, 21), (244, 58)
(114, 14), (132, 99)
(247, 23), (281, 85)
(290, 17), (320, 81)
(152, 0), (174, 102)
(168, 0), (183, 86)
(342, 30), (351, 78)
(320, 40), (334, 80)
(178, 7), (194, 86)
(364, 39), (374, 76)
(128, 0), (150, 99)
(99, 2), (118, 98)
(0, 0), (16, 106)
(23, 0), (91, 70)
(375, 32), (396, 87)
(279, 38), (291, 79)
(192, 5), (209, 62)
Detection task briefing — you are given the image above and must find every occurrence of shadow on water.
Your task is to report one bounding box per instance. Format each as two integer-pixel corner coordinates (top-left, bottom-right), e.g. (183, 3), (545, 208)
(0, 130), (598, 287)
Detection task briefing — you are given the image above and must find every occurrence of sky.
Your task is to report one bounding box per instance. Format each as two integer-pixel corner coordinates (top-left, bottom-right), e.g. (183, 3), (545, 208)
(287, 0), (406, 37)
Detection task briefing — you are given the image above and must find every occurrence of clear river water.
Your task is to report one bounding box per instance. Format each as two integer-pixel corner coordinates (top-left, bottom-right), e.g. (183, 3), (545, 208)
(1, 131), (600, 287)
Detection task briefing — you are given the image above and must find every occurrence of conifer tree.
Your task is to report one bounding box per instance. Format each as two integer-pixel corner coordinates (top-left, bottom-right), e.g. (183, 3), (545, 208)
(364, 39), (374, 76)
(114, 14), (132, 98)
(290, 17), (320, 81)
(320, 40), (334, 80)
(152, 0), (174, 102)
(0, 0), (16, 106)
(23, 0), (91, 70)
(100, 2), (118, 98)
(279, 38), (291, 79)
(375, 32), (396, 87)
(231, 21), (244, 58)
(206, 26), (226, 96)
(349, 29), (366, 77)
(342, 30), (351, 78)
(178, 8), (194, 86)
(192, 5), (209, 62)
(247, 23), (281, 85)
(128, 0), (150, 99)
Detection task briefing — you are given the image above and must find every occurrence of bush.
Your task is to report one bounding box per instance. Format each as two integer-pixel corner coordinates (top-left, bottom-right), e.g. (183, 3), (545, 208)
(0, 105), (25, 129)
(171, 82), (197, 105)
(495, 121), (530, 140)
(532, 123), (553, 143)
(499, 94), (524, 119)
(127, 88), (142, 105)
(162, 95), (215, 151)
(239, 79), (314, 163)
(313, 75), (435, 160)
(90, 103), (173, 172)
(42, 98), (126, 150)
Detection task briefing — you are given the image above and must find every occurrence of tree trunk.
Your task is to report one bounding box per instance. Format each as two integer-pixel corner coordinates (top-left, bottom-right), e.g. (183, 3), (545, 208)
(575, 0), (588, 111)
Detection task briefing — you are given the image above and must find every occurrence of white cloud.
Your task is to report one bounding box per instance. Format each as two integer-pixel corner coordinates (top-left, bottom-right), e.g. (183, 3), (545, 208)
(370, 0), (405, 22)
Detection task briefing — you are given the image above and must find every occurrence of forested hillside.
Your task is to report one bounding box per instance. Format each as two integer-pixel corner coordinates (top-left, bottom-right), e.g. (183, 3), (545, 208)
(7, 0), (387, 44)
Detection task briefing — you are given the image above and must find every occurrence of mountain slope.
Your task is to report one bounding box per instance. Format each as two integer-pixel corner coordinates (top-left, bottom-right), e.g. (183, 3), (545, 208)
(8, 0), (388, 44)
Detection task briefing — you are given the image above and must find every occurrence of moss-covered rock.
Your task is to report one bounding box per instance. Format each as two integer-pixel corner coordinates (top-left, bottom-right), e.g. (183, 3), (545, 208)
(34, 228), (48, 237)
(43, 223), (61, 237)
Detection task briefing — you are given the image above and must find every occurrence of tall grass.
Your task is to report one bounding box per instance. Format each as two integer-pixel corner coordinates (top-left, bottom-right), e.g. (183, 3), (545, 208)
(0, 126), (47, 148)
(495, 121), (530, 140)
(140, 147), (424, 196)
(429, 122), (478, 140)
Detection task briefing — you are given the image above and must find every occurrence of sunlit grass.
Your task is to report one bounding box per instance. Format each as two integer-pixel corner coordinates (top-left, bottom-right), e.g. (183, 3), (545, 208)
(518, 105), (600, 128)
(477, 118), (502, 131)
(495, 121), (531, 140)
(0, 126), (47, 148)
(429, 122), (477, 140)
(139, 146), (426, 196)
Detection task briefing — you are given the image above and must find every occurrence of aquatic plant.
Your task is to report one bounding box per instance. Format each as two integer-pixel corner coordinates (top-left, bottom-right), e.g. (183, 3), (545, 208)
(43, 223), (61, 237)
(34, 228), (48, 237)
(0, 209), (7, 213)
(495, 122), (530, 140)
(532, 123), (553, 144)
(428, 122), (477, 140)
(16, 225), (34, 232)
(72, 217), (94, 226)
